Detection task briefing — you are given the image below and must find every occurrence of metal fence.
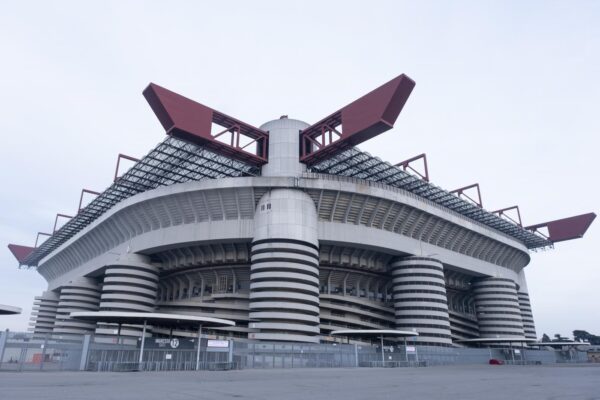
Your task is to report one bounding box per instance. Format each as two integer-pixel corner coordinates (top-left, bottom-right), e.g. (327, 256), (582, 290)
(0, 331), (590, 373)
(0, 332), (85, 371)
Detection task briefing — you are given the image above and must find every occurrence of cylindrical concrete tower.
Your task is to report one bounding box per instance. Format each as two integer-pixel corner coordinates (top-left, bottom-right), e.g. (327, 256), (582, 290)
(96, 253), (159, 340)
(249, 189), (320, 342)
(518, 292), (537, 340)
(248, 118), (320, 343)
(30, 290), (59, 337)
(390, 257), (452, 346)
(516, 270), (537, 340)
(53, 277), (101, 336)
(472, 277), (525, 338)
(259, 117), (309, 177)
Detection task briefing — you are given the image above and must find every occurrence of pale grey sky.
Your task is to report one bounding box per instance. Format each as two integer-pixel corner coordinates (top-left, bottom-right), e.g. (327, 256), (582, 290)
(1, 1), (598, 338)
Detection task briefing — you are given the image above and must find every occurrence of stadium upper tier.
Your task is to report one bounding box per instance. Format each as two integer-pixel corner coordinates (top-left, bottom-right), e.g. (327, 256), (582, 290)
(19, 140), (549, 269)
(9, 73), (595, 268)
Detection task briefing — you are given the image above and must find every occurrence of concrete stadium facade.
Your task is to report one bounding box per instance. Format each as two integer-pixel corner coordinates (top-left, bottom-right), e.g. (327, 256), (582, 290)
(25, 117), (540, 346)
(12, 75), (593, 347)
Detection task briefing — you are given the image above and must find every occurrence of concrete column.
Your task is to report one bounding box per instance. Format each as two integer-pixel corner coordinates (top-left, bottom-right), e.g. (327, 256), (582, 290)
(259, 117), (309, 177)
(96, 253), (159, 342)
(53, 278), (101, 336)
(517, 292), (537, 340)
(30, 290), (59, 337)
(472, 277), (525, 338)
(249, 189), (320, 343)
(516, 270), (537, 340)
(390, 256), (452, 346)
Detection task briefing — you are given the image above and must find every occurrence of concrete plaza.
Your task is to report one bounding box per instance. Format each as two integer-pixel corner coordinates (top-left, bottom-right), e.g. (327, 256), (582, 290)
(1, 364), (599, 400)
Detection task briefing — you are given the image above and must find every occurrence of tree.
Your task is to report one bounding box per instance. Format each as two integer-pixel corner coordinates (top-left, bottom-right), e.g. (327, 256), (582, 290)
(542, 333), (551, 342)
(573, 330), (600, 345)
(553, 334), (565, 342)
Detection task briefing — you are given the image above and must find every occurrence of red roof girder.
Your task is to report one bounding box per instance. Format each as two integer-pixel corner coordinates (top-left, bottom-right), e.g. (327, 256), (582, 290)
(143, 83), (269, 166)
(7, 244), (35, 264)
(526, 213), (596, 243)
(300, 74), (415, 166)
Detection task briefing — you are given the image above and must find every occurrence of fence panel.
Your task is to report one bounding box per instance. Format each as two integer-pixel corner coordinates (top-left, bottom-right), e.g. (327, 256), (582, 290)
(0, 332), (85, 371)
(0, 331), (592, 372)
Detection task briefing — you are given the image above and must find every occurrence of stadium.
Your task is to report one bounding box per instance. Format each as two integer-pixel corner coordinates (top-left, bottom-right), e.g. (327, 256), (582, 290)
(7, 73), (596, 347)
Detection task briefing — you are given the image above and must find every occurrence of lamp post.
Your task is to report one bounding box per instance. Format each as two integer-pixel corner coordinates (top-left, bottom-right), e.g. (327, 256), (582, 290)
(195, 324), (203, 370)
(137, 319), (147, 370)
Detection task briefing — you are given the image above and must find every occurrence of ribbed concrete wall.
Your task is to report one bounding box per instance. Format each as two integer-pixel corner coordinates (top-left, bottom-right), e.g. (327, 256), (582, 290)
(390, 257), (452, 346)
(518, 292), (537, 340)
(30, 291), (59, 336)
(448, 311), (479, 341)
(318, 267), (394, 332)
(473, 277), (525, 338)
(96, 254), (158, 339)
(249, 189), (320, 343)
(156, 264), (252, 335)
(53, 278), (101, 336)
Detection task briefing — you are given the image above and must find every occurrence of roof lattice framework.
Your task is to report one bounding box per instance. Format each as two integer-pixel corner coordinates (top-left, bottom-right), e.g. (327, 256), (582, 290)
(309, 147), (551, 249)
(22, 136), (259, 267)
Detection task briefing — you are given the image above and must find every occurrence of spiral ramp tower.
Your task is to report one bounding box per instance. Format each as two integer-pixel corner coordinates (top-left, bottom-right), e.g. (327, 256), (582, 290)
(95, 254), (159, 342)
(518, 292), (537, 340)
(53, 277), (101, 336)
(390, 257), (452, 346)
(472, 277), (525, 338)
(30, 291), (59, 337)
(248, 119), (321, 343)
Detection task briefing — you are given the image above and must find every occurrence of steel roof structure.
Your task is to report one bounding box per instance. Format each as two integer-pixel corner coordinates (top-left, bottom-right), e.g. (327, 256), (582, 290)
(11, 73), (594, 269)
(309, 147), (552, 249)
(16, 140), (556, 268)
(20, 136), (259, 267)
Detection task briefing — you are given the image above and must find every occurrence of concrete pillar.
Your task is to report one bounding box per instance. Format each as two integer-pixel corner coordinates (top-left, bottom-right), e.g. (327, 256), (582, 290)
(390, 256), (452, 346)
(30, 290), (59, 337)
(516, 270), (537, 340)
(249, 189), (320, 343)
(53, 277), (101, 336)
(96, 253), (159, 342)
(518, 292), (537, 340)
(472, 277), (525, 338)
(259, 117), (309, 177)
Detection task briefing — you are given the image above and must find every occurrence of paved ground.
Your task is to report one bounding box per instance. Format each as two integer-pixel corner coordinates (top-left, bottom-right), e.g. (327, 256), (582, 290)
(1, 364), (599, 400)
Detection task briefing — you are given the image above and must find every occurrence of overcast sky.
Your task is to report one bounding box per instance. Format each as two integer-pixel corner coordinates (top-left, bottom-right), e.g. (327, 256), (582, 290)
(1, 1), (598, 338)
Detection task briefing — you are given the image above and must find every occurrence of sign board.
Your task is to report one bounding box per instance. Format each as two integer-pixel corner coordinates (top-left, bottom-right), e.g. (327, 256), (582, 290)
(207, 339), (230, 352)
(406, 346), (416, 353)
(207, 340), (229, 348)
(514, 349), (521, 354)
(139, 338), (195, 349)
(165, 354), (172, 360)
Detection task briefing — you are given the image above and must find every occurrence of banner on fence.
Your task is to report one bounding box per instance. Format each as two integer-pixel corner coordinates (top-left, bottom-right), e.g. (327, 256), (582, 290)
(139, 338), (196, 349)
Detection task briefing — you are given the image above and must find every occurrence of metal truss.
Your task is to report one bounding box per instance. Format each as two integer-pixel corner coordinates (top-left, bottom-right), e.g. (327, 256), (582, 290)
(310, 147), (551, 249)
(21, 136), (260, 267)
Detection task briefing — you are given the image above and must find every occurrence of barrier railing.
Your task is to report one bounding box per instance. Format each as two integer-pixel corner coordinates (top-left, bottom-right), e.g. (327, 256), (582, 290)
(0, 331), (590, 373)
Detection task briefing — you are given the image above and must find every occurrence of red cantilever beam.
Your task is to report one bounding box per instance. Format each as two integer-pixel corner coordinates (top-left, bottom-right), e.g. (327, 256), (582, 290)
(35, 232), (52, 247)
(7, 244), (35, 264)
(114, 154), (140, 182)
(78, 188), (101, 212)
(143, 83), (268, 167)
(450, 183), (483, 208)
(53, 213), (73, 233)
(492, 205), (523, 227)
(526, 212), (596, 243)
(300, 74), (416, 166)
(395, 153), (429, 182)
